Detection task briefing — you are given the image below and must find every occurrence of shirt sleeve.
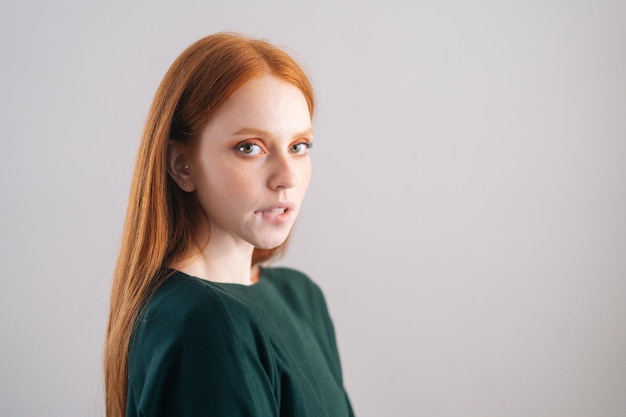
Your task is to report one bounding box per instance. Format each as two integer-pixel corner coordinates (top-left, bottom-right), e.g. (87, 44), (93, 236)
(126, 287), (278, 417)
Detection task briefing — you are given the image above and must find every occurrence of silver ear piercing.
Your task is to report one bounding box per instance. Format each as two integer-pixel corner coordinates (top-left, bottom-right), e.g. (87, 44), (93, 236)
(182, 164), (189, 187)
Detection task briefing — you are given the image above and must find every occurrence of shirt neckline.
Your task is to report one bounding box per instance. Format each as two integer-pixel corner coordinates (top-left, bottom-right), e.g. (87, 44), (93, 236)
(169, 266), (267, 288)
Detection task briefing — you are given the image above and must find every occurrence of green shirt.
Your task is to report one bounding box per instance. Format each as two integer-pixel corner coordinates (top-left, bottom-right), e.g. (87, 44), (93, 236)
(127, 267), (354, 417)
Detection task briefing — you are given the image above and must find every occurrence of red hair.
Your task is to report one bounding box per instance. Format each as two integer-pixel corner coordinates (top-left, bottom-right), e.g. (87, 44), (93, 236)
(104, 32), (315, 417)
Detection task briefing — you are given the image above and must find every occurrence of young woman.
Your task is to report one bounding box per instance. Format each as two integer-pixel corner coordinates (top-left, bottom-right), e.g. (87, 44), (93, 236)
(104, 32), (354, 417)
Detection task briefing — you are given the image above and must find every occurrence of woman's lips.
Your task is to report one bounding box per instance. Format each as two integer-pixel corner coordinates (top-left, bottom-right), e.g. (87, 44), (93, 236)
(255, 202), (294, 224)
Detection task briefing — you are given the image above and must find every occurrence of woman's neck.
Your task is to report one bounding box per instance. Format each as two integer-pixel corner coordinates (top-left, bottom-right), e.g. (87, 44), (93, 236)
(172, 236), (258, 286)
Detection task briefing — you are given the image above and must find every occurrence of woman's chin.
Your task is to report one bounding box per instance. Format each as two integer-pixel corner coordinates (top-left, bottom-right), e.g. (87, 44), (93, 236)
(251, 235), (289, 250)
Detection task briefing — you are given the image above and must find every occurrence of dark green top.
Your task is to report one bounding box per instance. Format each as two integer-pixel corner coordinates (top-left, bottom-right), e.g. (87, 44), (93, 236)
(127, 267), (354, 417)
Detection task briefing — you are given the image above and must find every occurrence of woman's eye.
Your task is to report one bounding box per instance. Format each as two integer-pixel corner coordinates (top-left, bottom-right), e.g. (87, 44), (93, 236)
(237, 143), (263, 156)
(290, 141), (313, 155)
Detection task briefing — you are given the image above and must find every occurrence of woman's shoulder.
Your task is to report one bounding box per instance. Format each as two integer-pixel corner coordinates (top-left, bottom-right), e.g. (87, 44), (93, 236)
(262, 266), (320, 289)
(143, 271), (220, 314)
(136, 272), (256, 340)
(262, 266), (330, 318)
(127, 272), (279, 415)
(263, 266), (326, 297)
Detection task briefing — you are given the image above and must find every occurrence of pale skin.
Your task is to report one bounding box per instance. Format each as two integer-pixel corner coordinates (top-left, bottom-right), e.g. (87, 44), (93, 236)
(167, 75), (313, 286)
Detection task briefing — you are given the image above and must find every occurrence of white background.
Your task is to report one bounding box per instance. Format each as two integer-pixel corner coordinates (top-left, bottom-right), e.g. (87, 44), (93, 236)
(1, 1), (625, 416)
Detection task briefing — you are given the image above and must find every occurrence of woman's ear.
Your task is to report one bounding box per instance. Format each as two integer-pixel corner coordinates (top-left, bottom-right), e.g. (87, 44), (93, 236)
(166, 141), (195, 192)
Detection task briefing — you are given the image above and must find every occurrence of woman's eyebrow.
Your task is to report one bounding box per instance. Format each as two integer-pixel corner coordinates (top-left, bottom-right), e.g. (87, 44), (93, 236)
(296, 128), (314, 138)
(232, 127), (270, 137)
(232, 127), (314, 138)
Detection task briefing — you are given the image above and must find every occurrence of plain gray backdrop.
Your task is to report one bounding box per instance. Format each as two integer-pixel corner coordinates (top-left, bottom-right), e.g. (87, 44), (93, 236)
(1, 1), (625, 416)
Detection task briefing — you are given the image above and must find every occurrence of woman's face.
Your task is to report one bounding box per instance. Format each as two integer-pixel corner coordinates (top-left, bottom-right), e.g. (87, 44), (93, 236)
(188, 75), (313, 251)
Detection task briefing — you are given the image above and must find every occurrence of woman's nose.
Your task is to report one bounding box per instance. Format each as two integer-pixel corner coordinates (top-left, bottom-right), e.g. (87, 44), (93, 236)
(267, 153), (298, 190)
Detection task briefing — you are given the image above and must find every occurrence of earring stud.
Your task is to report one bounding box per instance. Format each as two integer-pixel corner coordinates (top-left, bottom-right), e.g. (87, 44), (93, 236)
(184, 164), (189, 169)
(182, 181), (187, 186)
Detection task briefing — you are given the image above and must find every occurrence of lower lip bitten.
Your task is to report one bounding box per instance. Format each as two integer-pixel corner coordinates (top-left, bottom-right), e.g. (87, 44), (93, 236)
(256, 208), (291, 224)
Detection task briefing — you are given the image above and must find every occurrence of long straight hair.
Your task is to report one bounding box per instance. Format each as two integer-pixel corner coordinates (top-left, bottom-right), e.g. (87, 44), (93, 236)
(104, 32), (315, 417)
